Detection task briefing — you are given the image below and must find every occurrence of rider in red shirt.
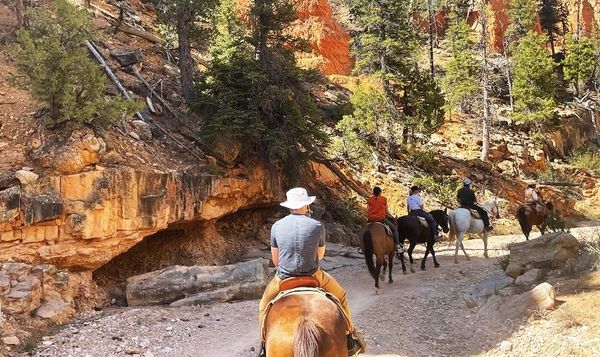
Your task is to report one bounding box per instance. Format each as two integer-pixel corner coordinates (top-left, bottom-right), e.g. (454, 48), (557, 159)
(367, 186), (400, 250)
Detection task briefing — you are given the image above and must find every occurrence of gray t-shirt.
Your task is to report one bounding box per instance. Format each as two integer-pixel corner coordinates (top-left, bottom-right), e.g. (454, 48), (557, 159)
(270, 214), (326, 279)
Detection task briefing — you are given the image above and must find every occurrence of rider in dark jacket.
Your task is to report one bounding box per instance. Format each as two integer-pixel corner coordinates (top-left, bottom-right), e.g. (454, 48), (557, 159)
(456, 178), (493, 231)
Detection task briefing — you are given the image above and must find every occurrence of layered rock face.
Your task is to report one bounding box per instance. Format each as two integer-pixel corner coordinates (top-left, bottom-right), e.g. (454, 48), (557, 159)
(0, 159), (281, 271)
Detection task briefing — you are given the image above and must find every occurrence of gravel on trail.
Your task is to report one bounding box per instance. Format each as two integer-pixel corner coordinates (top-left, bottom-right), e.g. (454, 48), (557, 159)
(28, 230), (587, 357)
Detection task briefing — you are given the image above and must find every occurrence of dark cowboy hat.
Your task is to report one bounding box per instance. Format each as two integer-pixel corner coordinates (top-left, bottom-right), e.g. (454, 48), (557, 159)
(410, 185), (421, 192)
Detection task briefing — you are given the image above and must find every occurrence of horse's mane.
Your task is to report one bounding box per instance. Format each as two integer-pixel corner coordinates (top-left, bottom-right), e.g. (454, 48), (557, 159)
(293, 317), (324, 357)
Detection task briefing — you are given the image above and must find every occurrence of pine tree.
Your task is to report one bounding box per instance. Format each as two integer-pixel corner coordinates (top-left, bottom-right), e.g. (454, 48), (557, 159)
(150, 0), (217, 102)
(539, 0), (569, 57)
(563, 35), (597, 96)
(347, 0), (444, 146)
(442, 18), (479, 113)
(511, 31), (557, 125)
(8, 0), (138, 126)
(506, 0), (537, 43)
(194, 0), (327, 163)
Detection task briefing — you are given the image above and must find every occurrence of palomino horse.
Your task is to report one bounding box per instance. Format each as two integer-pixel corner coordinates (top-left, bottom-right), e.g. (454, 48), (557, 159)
(396, 209), (449, 273)
(264, 291), (347, 357)
(516, 201), (554, 240)
(360, 222), (395, 292)
(448, 199), (500, 264)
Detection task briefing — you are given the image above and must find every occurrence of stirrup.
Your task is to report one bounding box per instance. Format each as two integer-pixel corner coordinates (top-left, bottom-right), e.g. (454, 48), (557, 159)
(257, 342), (266, 357)
(347, 331), (367, 356)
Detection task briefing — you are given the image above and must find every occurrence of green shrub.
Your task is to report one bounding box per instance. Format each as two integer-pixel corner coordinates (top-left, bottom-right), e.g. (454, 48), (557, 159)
(8, 0), (139, 126)
(412, 174), (461, 207)
(322, 195), (364, 227)
(570, 149), (600, 175)
(496, 254), (510, 271)
(545, 211), (571, 233)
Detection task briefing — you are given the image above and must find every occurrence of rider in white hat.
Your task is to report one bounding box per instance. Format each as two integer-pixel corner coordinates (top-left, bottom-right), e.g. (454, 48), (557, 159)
(258, 187), (366, 356)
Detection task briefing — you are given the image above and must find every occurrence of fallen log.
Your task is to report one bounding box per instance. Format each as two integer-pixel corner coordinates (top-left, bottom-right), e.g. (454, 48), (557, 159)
(115, 23), (164, 45)
(538, 181), (581, 187)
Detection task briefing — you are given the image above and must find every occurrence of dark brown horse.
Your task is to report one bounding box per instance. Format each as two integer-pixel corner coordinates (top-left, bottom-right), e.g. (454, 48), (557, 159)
(396, 209), (449, 272)
(359, 222), (395, 292)
(517, 201), (554, 240)
(264, 292), (347, 357)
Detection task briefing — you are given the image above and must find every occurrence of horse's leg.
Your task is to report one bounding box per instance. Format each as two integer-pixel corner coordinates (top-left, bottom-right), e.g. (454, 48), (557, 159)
(430, 242), (440, 268)
(421, 242), (431, 271)
(387, 252), (394, 283)
(380, 259), (387, 281)
(398, 248), (406, 274)
(375, 257), (383, 292)
(483, 232), (489, 258)
(408, 242), (416, 273)
(460, 240), (470, 261)
(454, 233), (462, 264)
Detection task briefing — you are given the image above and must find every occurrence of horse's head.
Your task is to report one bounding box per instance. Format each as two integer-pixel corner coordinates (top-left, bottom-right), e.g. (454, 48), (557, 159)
(431, 209), (449, 233)
(492, 198), (500, 219)
(484, 198), (500, 219)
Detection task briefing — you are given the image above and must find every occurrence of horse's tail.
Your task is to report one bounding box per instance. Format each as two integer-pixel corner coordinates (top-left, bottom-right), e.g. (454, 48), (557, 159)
(362, 229), (377, 279)
(293, 318), (323, 357)
(517, 205), (528, 231)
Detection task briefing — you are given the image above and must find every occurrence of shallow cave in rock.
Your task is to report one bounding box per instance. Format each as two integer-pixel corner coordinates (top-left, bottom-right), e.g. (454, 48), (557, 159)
(92, 207), (278, 304)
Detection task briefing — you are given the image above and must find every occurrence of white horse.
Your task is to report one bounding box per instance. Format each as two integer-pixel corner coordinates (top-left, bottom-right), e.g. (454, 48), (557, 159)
(447, 199), (500, 263)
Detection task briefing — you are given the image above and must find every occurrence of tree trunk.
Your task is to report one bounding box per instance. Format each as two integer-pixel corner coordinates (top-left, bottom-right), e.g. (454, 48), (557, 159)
(548, 29), (556, 57)
(15, 0), (25, 28)
(427, 0), (435, 77)
(480, 3), (491, 162)
(504, 51), (514, 112)
(176, 6), (195, 103)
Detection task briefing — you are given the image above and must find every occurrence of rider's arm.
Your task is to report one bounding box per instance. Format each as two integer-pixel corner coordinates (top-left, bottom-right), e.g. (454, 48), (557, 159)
(317, 224), (326, 261)
(271, 247), (279, 266)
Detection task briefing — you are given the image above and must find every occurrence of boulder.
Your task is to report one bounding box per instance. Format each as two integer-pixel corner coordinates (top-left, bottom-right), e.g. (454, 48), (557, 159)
(212, 136), (241, 165)
(15, 170), (39, 185)
(126, 258), (270, 306)
(109, 48), (143, 67)
(479, 282), (556, 322)
(35, 298), (75, 323)
(505, 262), (524, 278)
(131, 120), (153, 141)
(30, 130), (106, 174)
(515, 268), (542, 288)
(464, 273), (514, 308)
(4, 274), (42, 314)
(2, 336), (20, 345)
(507, 232), (580, 276)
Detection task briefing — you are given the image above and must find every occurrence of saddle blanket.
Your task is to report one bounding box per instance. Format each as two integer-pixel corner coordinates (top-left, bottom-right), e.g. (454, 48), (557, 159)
(417, 216), (429, 228)
(260, 287), (351, 340)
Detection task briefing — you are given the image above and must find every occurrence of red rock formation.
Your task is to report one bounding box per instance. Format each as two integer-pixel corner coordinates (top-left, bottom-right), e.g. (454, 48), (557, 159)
(567, 0), (599, 37)
(237, 0), (352, 75)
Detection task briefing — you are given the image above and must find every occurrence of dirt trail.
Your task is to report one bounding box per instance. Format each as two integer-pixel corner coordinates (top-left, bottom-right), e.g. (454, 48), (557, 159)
(30, 228), (596, 357)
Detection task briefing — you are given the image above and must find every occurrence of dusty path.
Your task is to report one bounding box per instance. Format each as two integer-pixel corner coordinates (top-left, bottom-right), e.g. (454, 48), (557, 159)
(31, 227), (597, 357)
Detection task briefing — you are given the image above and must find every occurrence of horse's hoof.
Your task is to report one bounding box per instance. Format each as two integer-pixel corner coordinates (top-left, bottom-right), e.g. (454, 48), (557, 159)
(484, 253), (489, 259)
(454, 261), (459, 264)
(466, 257), (471, 261)
(402, 270), (407, 275)
(388, 279), (393, 284)
(410, 268), (415, 273)
(375, 288), (380, 295)
(421, 267), (426, 271)
(434, 264), (440, 268)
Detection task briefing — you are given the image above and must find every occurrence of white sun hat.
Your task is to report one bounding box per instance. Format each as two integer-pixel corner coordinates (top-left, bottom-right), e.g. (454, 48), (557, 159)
(280, 187), (316, 209)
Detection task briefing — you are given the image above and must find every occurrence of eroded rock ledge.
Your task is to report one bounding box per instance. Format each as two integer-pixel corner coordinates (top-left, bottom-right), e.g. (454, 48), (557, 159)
(0, 163), (281, 271)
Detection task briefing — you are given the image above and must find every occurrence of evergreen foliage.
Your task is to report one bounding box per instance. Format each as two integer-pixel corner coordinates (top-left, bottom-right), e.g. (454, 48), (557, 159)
(511, 31), (557, 125)
(347, 0), (444, 145)
(8, 0), (138, 126)
(442, 19), (479, 113)
(563, 35), (598, 96)
(194, 0), (327, 162)
(539, 0), (569, 55)
(506, 0), (537, 43)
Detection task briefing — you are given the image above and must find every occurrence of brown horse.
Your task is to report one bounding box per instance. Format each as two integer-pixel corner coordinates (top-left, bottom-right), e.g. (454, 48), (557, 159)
(264, 292), (347, 357)
(516, 201), (554, 240)
(359, 222), (396, 292)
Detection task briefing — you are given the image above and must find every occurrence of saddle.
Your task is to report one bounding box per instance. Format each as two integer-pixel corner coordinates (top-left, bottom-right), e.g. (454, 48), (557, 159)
(371, 221), (393, 238)
(469, 209), (481, 219)
(260, 285), (352, 340)
(525, 201), (548, 216)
